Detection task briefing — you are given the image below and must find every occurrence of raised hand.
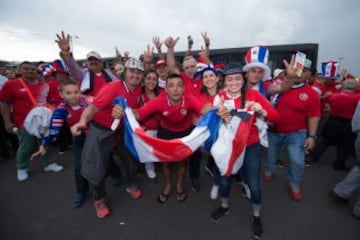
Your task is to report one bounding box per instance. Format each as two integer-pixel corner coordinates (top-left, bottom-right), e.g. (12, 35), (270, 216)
(283, 54), (297, 79)
(143, 44), (154, 63)
(164, 36), (180, 49)
(152, 36), (163, 50)
(55, 31), (71, 51)
(201, 31), (210, 48)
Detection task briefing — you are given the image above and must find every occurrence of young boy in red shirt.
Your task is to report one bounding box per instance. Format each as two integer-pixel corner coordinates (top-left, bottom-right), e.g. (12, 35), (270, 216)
(31, 79), (91, 207)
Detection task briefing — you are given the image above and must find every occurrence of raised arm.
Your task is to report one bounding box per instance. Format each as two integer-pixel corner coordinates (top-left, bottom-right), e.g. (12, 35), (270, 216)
(267, 55), (298, 96)
(143, 44), (154, 71)
(55, 31), (86, 82)
(153, 36), (165, 60)
(165, 36), (180, 74)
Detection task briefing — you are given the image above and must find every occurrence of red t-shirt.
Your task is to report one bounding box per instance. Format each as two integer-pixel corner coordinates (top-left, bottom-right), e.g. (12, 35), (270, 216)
(328, 92), (360, 120)
(140, 93), (161, 131)
(137, 93), (204, 132)
(321, 82), (341, 112)
(47, 78), (62, 106)
(92, 80), (141, 128)
(199, 93), (216, 105)
(0, 78), (49, 128)
(181, 72), (203, 98)
(88, 73), (110, 97)
(217, 89), (279, 145)
(272, 84), (320, 133)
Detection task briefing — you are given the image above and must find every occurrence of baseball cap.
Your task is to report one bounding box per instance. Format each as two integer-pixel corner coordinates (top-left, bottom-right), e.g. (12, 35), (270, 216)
(155, 59), (167, 67)
(86, 51), (102, 60)
(125, 57), (144, 71)
(223, 62), (243, 76)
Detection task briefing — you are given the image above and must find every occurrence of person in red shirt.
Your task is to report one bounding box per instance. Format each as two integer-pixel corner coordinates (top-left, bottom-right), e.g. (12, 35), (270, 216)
(71, 57), (144, 218)
(197, 65), (222, 199)
(112, 73), (221, 203)
(0, 61), (64, 182)
(263, 57), (320, 201)
(311, 78), (360, 170)
(133, 73), (213, 203)
(164, 34), (210, 192)
(139, 70), (161, 181)
(208, 62), (279, 240)
(31, 79), (91, 208)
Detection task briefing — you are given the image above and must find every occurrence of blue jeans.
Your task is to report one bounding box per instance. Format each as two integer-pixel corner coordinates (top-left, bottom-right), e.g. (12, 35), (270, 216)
(265, 130), (306, 188)
(219, 143), (262, 211)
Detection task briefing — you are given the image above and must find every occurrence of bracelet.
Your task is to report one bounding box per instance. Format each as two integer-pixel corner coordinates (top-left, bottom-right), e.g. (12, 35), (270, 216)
(60, 50), (71, 55)
(307, 135), (317, 140)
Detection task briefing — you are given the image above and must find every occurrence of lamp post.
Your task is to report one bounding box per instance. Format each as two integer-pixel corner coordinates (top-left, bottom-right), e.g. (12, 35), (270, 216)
(69, 35), (79, 52)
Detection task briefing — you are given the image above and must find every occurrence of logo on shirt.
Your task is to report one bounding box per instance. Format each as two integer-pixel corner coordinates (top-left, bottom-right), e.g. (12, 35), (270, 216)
(162, 111), (169, 116)
(299, 93), (308, 101)
(19, 88), (26, 92)
(180, 109), (188, 115)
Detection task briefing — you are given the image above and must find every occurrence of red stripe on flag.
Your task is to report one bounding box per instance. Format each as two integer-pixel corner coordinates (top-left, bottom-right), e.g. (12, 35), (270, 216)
(134, 128), (193, 162)
(225, 115), (254, 176)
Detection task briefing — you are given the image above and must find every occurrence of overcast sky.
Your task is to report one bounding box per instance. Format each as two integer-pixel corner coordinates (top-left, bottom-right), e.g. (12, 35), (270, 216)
(0, 0), (359, 74)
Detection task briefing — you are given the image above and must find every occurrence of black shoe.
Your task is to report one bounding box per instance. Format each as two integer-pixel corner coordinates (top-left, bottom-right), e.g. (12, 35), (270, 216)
(332, 165), (350, 172)
(191, 179), (200, 192)
(305, 159), (313, 167)
(277, 158), (288, 168)
(210, 206), (229, 222)
(252, 216), (263, 239)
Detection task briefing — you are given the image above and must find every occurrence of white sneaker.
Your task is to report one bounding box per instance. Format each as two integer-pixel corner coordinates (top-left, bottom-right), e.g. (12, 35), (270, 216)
(145, 163), (156, 179)
(44, 163), (64, 172)
(17, 169), (29, 181)
(210, 185), (219, 200)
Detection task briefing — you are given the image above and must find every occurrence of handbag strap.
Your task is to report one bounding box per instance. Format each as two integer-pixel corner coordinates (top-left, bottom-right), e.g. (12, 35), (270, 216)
(18, 78), (38, 107)
(18, 78), (55, 111)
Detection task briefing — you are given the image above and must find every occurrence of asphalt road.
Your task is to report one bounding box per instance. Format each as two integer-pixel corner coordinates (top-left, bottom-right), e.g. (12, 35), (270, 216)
(0, 146), (359, 240)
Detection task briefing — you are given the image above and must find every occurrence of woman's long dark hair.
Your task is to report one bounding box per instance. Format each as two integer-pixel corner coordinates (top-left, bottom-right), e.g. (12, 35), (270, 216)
(241, 72), (248, 108)
(142, 69), (159, 96)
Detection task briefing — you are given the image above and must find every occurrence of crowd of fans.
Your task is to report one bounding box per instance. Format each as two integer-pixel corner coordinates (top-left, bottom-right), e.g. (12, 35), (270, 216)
(1, 31), (359, 239)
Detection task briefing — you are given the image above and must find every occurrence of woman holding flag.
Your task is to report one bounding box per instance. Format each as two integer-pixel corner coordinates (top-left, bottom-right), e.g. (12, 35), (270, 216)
(209, 61), (280, 240)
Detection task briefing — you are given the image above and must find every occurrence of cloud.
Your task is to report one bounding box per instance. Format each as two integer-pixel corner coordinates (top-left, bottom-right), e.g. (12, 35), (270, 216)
(0, 0), (359, 74)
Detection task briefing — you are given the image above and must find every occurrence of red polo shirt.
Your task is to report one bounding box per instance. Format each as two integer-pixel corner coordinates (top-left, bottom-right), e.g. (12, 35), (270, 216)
(181, 72), (202, 98)
(91, 80), (141, 128)
(0, 78), (49, 128)
(272, 84), (320, 133)
(137, 93), (204, 132)
(328, 92), (360, 120)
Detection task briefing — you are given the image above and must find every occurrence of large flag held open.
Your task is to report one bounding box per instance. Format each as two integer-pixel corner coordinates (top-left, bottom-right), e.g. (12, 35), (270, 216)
(114, 97), (254, 176)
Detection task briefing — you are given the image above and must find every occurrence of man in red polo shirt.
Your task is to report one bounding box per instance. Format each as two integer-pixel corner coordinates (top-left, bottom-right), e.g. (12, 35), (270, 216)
(263, 58), (320, 201)
(0, 61), (64, 182)
(71, 57), (144, 218)
(113, 73), (214, 203)
(164, 35), (211, 192)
